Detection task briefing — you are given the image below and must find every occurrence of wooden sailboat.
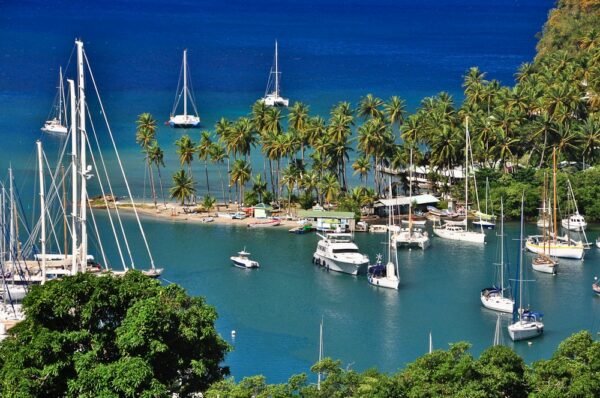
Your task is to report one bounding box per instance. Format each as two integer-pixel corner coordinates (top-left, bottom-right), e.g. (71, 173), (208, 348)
(525, 148), (584, 260)
(532, 172), (558, 274)
(169, 49), (201, 128)
(41, 67), (68, 135)
(261, 41), (289, 107)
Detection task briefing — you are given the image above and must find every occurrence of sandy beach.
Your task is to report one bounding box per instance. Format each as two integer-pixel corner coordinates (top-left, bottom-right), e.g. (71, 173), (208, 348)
(94, 201), (301, 229)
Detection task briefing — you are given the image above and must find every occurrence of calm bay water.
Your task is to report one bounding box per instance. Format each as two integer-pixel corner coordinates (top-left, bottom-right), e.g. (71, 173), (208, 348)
(3, 0), (595, 385)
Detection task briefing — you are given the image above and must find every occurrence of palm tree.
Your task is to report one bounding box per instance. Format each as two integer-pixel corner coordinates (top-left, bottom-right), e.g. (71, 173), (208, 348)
(198, 130), (213, 195)
(147, 140), (166, 206)
(358, 94), (384, 120)
(288, 102), (310, 160)
(352, 156), (371, 184)
(201, 195), (216, 213)
(209, 142), (228, 207)
(251, 173), (268, 203)
(170, 169), (196, 206)
(300, 169), (319, 199)
(175, 135), (196, 176)
(385, 96), (406, 131)
(281, 164), (300, 213)
(230, 159), (252, 207)
(319, 173), (340, 207)
(579, 117), (600, 163)
(136, 113), (158, 206)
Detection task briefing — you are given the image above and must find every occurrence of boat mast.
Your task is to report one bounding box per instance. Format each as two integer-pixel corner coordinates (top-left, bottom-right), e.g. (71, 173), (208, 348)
(500, 198), (504, 298)
(518, 193), (525, 322)
(274, 41), (279, 97)
(408, 148), (413, 234)
(317, 316), (323, 390)
(68, 78), (78, 274)
(58, 66), (65, 126)
(62, 165), (68, 260)
(552, 147), (558, 243)
(36, 140), (47, 284)
(429, 331), (433, 354)
(8, 167), (14, 269)
(77, 39), (88, 273)
(464, 117), (469, 228)
(485, 177), (489, 215)
(183, 49), (188, 118)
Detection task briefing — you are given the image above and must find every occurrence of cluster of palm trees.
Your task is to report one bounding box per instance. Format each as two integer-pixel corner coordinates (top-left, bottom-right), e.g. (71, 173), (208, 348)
(135, 113), (166, 207)
(149, 23), (600, 214)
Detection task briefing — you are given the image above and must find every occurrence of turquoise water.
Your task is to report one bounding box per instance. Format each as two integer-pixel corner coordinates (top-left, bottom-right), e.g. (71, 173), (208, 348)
(3, 0), (595, 385)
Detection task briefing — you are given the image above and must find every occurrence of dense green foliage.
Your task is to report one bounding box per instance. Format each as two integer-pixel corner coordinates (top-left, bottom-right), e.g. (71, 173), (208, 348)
(205, 331), (600, 398)
(0, 272), (230, 397)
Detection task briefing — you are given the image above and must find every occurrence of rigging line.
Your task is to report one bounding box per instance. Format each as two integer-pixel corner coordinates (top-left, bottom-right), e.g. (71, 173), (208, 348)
(467, 128), (483, 222)
(42, 150), (72, 251)
(84, 105), (128, 270)
(84, 51), (156, 269)
(171, 59), (184, 115)
(87, 197), (109, 270)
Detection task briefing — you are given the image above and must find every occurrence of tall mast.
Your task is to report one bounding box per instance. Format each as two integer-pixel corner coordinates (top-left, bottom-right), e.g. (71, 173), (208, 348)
(37, 141), (47, 284)
(408, 148), (413, 234)
(8, 167), (14, 268)
(274, 41), (279, 96)
(77, 39), (87, 273)
(429, 331), (433, 354)
(62, 166), (68, 260)
(1, 187), (4, 263)
(464, 117), (469, 228)
(500, 198), (504, 297)
(68, 78), (78, 274)
(552, 147), (558, 242)
(183, 49), (188, 118)
(518, 193), (525, 320)
(317, 316), (323, 391)
(59, 66), (64, 125)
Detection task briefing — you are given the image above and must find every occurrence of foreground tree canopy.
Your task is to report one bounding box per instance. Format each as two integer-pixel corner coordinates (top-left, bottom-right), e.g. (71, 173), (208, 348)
(206, 331), (600, 398)
(0, 272), (230, 397)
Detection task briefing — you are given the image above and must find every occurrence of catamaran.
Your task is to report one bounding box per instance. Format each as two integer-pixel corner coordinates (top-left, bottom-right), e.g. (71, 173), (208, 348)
(41, 67), (68, 135)
(433, 117), (485, 243)
(260, 41), (289, 107)
(169, 49), (201, 128)
(508, 194), (544, 341)
(480, 199), (514, 313)
(526, 148), (584, 260)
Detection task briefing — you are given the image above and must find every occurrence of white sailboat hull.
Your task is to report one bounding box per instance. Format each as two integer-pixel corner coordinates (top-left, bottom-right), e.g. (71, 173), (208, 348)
(169, 114), (200, 128)
(508, 321), (544, 341)
(41, 119), (68, 134)
(561, 219), (587, 231)
(393, 230), (430, 249)
(525, 237), (584, 259)
(262, 93), (289, 107)
(368, 275), (399, 290)
(433, 227), (485, 243)
(313, 253), (368, 275)
(480, 292), (514, 313)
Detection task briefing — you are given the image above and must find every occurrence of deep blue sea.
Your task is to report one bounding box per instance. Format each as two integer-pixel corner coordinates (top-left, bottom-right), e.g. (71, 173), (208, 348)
(3, 0), (593, 385)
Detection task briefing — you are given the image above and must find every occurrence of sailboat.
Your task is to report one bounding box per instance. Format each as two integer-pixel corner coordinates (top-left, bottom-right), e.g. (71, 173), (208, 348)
(41, 67), (68, 135)
(368, 180), (400, 289)
(532, 172), (558, 274)
(561, 179), (587, 232)
(473, 177), (495, 230)
(392, 148), (430, 249)
(261, 41), (289, 107)
(480, 199), (514, 313)
(433, 117), (485, 243)
(169, 49), (201, 128)
(526, 148), (584, 260)
(508, 193), (544, 342)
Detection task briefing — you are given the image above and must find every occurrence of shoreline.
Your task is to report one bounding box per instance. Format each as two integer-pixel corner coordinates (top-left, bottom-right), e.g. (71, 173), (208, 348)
(93, 201), (301, 229)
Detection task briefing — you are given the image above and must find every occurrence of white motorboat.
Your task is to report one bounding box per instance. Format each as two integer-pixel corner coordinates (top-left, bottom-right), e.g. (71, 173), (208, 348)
(169, 49), (201, 128)
(561, 211), (587, 231)
(480, 200), (514, 313)
(508, 194), (544, 342)
(433, 118), (485, 244)
(313, 233), (369, 275)
(231, 249), (260, 269)
(260, 41), (289, 107)
(369, 224), (387, 233)
(41, 67), (68, 135)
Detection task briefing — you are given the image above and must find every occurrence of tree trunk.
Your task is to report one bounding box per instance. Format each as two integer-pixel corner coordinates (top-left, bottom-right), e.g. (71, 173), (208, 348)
(156, 164), (166, 207)
(205, 160), (210, 195)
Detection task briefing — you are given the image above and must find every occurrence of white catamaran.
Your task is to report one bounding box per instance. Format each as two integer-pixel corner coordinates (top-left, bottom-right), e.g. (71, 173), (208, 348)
(261, 41), (289, 107)
(41, 67), (68, 135)
(169, 49), (201, 128)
